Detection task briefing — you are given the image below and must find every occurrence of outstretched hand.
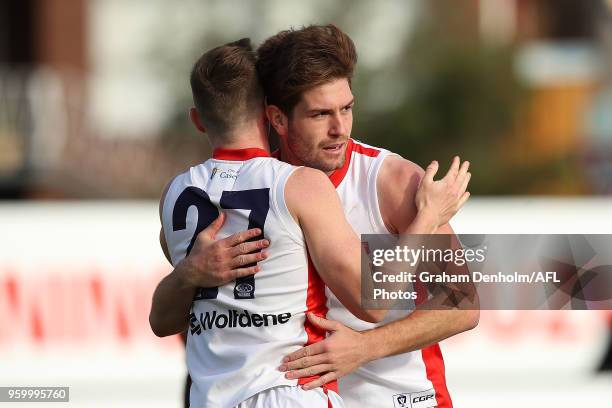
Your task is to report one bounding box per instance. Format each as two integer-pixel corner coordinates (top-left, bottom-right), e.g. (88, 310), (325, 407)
(415, 156), (471, 229)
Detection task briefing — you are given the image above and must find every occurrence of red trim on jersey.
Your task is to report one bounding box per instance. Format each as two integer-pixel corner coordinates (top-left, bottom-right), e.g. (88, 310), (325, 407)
(416, 254), (451, 406)
(272, 139), (379, 188)
(324, 388), (333, 408)
(352, 141), (381, 158)
(422, 344), (453, 408)
(328, 139), (381, 187)
(328, 139), (354, 188)
(211, 147), (270, 161)
(298, 252), (339, 394)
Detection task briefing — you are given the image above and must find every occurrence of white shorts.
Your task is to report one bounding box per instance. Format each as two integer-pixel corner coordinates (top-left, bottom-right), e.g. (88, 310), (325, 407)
(235, 385), (344, 408)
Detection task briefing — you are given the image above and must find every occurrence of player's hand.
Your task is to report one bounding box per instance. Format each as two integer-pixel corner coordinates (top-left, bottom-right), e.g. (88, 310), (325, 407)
(178, 212), (269, 288)
(278, 314), (369, 389)
(415, 156), (471, 228)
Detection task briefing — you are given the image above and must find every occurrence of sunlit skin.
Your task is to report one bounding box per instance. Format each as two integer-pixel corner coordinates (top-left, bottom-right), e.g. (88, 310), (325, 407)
(267, 78), (354, 174)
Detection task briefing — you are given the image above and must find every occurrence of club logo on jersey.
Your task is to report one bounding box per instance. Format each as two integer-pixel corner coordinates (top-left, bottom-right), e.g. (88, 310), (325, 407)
(235, 283), (254, 298)
(189, 312), (202, 335)
(189, 309), (292, 334)
(392, 389), (436, 408)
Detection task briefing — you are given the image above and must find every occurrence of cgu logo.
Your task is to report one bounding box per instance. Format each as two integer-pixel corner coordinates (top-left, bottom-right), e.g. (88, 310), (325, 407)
(413, 395), (434, 403)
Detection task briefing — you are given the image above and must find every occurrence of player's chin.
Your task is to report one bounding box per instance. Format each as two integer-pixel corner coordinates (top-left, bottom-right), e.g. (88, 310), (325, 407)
(319, 145), (346, 169)
(315, 154), (345, 173)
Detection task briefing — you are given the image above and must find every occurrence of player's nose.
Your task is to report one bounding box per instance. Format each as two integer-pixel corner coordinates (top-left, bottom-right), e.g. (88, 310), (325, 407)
(329, 113), (347, 137)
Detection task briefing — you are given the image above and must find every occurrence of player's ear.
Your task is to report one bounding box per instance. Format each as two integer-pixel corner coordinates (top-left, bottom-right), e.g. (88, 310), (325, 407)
(189, 107), (206, 133)
(265, 104), (288, 138)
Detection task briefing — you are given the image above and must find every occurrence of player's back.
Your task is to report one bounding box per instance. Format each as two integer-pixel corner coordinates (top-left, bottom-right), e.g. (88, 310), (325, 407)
(161, 148), (328, 408)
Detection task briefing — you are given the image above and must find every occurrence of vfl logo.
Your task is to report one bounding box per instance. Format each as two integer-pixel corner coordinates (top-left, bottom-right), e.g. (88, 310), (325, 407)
(393, 394), (409, 408)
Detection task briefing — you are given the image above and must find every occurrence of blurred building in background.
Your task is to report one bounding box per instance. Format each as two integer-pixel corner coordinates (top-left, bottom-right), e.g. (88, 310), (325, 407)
(356, 0), (611, 194)
(502, 0), (610, 194)
(0, 0), (611, 198)
(0, 0), (208, 199)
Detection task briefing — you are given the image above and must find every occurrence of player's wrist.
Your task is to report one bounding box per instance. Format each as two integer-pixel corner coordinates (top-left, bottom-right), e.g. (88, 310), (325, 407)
(405, 210), (438, 235)
(175, 257), (199, 289)
(360, 329), (383, 363)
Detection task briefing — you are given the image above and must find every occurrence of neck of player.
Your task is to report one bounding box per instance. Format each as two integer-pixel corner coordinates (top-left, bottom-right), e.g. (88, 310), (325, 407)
(209, 120), (270, 153)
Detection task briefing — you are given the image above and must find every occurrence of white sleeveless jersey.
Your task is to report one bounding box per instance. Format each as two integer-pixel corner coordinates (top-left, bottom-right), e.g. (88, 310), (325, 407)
(326, 139), (452, 408)
(161, 148), (336, 408)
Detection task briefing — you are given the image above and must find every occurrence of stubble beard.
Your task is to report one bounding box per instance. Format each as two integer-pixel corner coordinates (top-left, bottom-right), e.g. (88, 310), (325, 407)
(286, 122), (346, 173)
(288, 139), (345, 173)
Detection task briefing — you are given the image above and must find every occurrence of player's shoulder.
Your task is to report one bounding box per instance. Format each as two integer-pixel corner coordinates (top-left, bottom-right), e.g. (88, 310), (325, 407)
(374, 155), (424, 233)
(348, 139), (424, 187)
(377, 155), (424, 225)
(284, 166), (336, 222)
(351, 139), (422, 175)
(240, 156), (295, 177)
(285, 167), (336, 204)
(158, 162), (202, 215)
(161, 165), (196, 195)
(350, 139), (385, 158)
(287, 166), (331, 190)
(380, 155), (425, 182)
(265, 156), (297, 171)
(164, 157), (221, 194)
(158, 173), (185, 220)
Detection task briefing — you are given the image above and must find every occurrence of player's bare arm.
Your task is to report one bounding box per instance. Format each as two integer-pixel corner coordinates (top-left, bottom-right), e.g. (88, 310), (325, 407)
(149, 181), (269, 337)
(375, 156), (479, 352)
(285, 166), (384, 323)
(280, 157), (478, 388)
